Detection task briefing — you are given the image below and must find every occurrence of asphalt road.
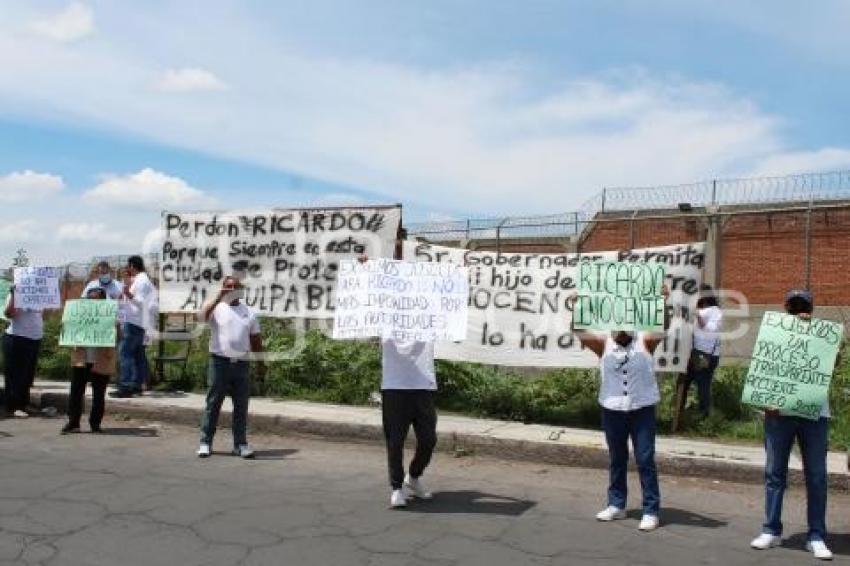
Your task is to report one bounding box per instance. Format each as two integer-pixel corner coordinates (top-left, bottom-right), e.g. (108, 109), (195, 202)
(1, 415), (849, 565)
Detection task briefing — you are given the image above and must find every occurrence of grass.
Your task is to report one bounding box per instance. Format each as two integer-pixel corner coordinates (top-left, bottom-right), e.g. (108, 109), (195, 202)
(5, 315), (850, 450)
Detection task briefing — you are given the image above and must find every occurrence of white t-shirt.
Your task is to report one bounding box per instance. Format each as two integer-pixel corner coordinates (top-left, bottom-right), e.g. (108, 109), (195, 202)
(208, 302), (261, 359)
(81, 279), (123, 300)
(4, 295), (44, 340)
(598, 333), (659, 412)
(693, 305), (723, 355)
(123, 272), (155, 329)
(381, 339), (437, 391)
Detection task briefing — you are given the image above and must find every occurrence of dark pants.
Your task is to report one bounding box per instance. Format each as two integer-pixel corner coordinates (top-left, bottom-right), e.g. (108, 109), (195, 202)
(2, 334), (41, 413)
(118, 323), (148, 393)
(381, 390), (437, 490)
(200, 355), (250, 448)
(762, 414), (828, 542)
(683, 351), (719, 417)
(602, 405), (660, 515)
(67, 364), (109, 430)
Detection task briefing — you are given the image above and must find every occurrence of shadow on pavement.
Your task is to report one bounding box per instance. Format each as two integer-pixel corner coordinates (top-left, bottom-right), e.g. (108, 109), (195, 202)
(785, 532), (850, 555)
(405, 490), (536, 516)
(98, 427), (159, 437)
(253, 448), (299, 460)
(627, 507), (727, 528)
(0, 431), (11, 438)
(146, 391), (189, 399)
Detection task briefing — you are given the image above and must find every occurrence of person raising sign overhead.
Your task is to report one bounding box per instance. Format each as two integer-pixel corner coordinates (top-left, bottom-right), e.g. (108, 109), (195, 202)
(569, 285), (670, 532)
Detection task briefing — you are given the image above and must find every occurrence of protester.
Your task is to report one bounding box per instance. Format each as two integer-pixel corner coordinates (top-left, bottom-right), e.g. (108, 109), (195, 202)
(750, 289), (834, 560)
(62, 287), (117, 434)
(2, 285), (44, 418)
(354, 255), (438, 509)
(197, 275), (264, 459)
(569, 285), (670, 531)
(682, 287), (723, 418)
(112, 255), (155, 397)
(81, 261), (123, 300)
(381, 338), (438, 508)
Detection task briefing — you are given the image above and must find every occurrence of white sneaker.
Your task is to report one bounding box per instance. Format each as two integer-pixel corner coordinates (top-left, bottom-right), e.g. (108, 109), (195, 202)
(197, 443), (211, 458)
(233, 444), (255, 459)
(403, 474), (433, 500)
(638, 514), (660, 532)
(806, 540), (833, 561)
(390, 489), (407, 508)
(13, 410), (28, 418)
(750, 533), (781, 550)
(596, 506), (626, 521)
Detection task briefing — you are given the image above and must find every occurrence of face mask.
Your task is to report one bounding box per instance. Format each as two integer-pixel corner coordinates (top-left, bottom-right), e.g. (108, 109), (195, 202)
(99, 275), (112, 285)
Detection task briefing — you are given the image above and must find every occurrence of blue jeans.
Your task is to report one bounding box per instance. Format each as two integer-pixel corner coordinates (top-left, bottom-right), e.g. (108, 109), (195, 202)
(602, 405), (660, 515)
(200, 355), (250, 448)
(119, 323), (149, 393)
(762, 414), (828, 542)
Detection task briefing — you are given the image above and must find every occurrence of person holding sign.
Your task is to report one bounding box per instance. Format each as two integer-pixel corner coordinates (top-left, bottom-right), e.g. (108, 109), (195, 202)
(569, 283), (670, 532)
(749, 290), (838, 561)
(197, 275), (265, 459)
(61, 287), (119, 434)
(113, 256), (155, 398)
(682, 288), (723, 418)
(2, 285), (45, 418)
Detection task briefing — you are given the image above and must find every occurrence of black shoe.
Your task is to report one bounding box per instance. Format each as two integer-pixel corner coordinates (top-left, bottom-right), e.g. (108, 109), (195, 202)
(90, 426), (103, 434)
(61, 423), (80, 434)
(109, 390), (133, 399)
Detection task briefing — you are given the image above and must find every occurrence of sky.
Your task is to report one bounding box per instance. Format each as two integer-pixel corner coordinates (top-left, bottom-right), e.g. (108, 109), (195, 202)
(1, 0), (849, 265)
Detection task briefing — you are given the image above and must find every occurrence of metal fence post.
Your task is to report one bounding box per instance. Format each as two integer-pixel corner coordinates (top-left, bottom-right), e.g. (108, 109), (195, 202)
(711, 179), (717, 205)
(601, 188), (607, 212)
(805, 196), (813, 289)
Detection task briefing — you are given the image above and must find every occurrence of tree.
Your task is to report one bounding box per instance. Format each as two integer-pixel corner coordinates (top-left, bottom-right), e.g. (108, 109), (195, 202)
(11, 248), (29, 269)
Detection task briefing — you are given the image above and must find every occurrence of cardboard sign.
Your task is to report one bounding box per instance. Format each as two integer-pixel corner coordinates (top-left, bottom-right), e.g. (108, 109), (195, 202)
(59, 299), (119, 347)
(158, 206), (401, 318)
(741, 311), (843, 419)
(0, 279), (11, 321)
(574, 261), (666, 332)
(13, 267), (61, 310)
(333, 258), (469, 341)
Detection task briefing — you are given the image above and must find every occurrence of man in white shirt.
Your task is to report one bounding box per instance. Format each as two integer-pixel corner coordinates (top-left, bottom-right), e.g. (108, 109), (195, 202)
(80, 261), (123, 300)
(2, 285), (44, 417)
(197, 275), (264, 459)
(113, 256), (155, 397)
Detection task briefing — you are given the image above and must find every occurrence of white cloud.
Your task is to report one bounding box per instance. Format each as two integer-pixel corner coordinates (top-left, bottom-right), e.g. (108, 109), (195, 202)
(82, 168), (216, 210)
(55, 222), (125, 245)
(0, 220), (38, 243)
(153, 68), (228, 93)
(30, 2), (94, 43)
(0, 170), (65, 202)
(750, 148), (850, 177)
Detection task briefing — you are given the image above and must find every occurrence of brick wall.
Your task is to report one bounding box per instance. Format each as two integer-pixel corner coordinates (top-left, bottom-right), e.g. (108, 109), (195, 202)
(578, 205), (850, 306)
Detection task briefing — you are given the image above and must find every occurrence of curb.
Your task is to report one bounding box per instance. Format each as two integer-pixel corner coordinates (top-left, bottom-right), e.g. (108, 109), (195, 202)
(26, 388), (850, 491)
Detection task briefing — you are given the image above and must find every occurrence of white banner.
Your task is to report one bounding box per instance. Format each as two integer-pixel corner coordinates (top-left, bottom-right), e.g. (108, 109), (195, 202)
(159, 206), (402, 318)
(403, 241), (706, 370)
(13, 267), (61, 310)
(333, 258), (469, 341)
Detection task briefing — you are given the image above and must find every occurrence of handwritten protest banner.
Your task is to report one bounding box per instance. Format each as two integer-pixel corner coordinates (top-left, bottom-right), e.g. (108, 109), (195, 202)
(13, 267), (61, 310)
(574, 262), (666, 332)
(333, 259), (469, 341)
(0, 279), (11, 320)
(403, 241), (704, 370)
(158, 206), (401, 318)
(59, 300), (119, 347)
(741, 312), (843, 419)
